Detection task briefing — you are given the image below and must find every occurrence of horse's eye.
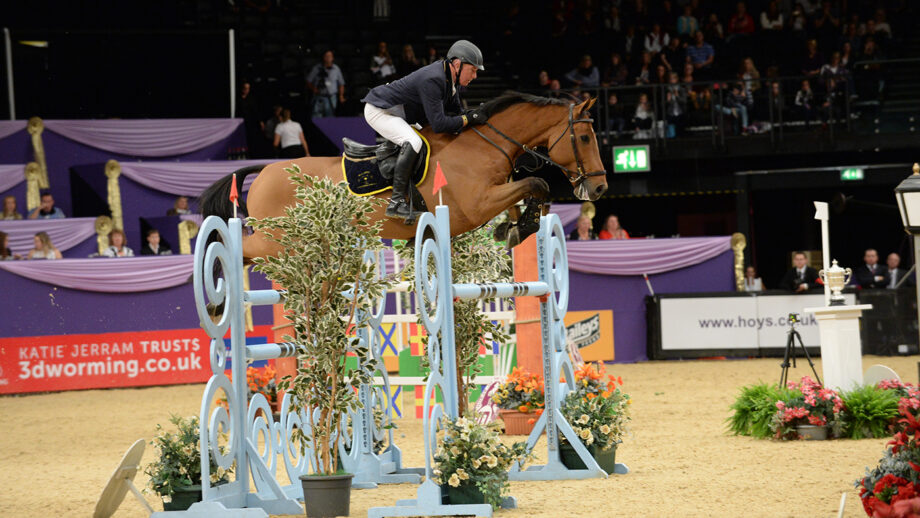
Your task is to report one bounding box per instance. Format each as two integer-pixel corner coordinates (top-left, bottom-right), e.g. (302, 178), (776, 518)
(580, 135), (590, 143)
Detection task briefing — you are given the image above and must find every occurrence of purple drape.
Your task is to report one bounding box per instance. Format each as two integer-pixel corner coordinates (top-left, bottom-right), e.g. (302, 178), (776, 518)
(0, 255), (193, 293)
(566, 236), (731, 275)
(312, 117), (376, 152)
(119, 160), (265, 196)
(43, 119), (244, 157)
(0, 218), (97, 255)
(0, 121), (26, 142)
(550, 203), (582, 233)
(0, 164), (24, 193)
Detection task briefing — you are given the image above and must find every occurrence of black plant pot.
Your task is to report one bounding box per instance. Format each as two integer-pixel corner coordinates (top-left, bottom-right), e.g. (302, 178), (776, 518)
(162, 484), (202, 511)
(299, 473), (354, 518)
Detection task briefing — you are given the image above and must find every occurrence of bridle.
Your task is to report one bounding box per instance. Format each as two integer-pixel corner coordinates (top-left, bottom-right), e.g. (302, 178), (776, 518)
(471, 103), (607, 187)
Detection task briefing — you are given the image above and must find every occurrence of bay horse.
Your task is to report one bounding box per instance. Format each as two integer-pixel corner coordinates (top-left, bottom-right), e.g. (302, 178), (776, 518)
(200, 92), (608, 262)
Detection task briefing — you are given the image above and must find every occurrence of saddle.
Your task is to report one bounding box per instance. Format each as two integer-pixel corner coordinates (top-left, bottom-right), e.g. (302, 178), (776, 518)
(341, 132), (430, 199)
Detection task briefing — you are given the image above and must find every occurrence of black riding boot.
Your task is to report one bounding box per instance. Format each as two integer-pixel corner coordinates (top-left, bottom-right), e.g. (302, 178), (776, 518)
(385, 142), (419, 218)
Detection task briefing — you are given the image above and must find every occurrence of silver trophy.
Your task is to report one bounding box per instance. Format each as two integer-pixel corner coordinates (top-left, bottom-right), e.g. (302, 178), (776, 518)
(819, 259), (852, 306)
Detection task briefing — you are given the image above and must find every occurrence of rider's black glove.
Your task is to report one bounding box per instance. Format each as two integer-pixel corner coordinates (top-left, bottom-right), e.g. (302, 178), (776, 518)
(465, 107), (489, 126)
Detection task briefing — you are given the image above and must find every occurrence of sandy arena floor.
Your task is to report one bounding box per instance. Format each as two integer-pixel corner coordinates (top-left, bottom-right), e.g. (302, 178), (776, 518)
(2, 355), (916, 518)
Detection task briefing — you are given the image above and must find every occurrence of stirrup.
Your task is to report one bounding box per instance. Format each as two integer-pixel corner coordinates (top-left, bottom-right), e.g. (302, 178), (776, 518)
(385, 199), (409, 218)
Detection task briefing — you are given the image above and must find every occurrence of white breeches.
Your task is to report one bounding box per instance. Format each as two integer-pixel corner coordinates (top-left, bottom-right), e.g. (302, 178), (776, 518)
(364, 103), (423, 153)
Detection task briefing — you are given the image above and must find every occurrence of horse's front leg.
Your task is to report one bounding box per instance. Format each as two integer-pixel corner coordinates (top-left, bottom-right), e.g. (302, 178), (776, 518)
(479, 177), (550, 247)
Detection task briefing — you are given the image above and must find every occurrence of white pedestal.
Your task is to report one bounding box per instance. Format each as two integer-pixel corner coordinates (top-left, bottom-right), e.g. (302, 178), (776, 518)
(804, 304), (873, 392)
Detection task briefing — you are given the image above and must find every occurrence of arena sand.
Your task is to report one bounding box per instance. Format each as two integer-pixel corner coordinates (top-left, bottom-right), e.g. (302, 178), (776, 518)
(2, 355), (916, 517)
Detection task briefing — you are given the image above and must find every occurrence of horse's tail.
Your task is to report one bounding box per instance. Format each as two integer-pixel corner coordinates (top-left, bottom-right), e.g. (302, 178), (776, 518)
(199, 165), (264, 223)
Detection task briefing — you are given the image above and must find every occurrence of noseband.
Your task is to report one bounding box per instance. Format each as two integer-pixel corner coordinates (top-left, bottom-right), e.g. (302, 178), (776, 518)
(471, 103), (607, 187)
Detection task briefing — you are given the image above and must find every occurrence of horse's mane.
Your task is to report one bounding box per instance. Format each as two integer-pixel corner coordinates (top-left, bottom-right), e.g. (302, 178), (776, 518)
(479, 91), (570, 118)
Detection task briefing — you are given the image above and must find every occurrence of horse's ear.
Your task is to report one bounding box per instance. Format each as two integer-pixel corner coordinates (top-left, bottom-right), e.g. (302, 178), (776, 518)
(578, 97), (597, 114)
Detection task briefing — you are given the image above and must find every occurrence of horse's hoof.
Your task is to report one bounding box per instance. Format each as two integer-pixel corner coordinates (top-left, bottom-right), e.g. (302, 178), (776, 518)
(506, 227), (521, 249)
(493, 222), (510, 242)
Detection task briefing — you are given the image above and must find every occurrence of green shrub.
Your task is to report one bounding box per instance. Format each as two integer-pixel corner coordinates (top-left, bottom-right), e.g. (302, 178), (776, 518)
(728, 382), (802, 438)
(842, 385), (900, 439)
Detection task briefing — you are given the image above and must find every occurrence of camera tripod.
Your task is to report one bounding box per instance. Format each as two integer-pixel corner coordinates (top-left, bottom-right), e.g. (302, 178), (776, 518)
(779, 321), (822, 387)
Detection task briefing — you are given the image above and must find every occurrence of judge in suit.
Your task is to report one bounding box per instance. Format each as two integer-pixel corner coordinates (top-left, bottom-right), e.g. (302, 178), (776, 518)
(855, 248), (888, 289)
(886, 252), (914, 289)
(779, 251), (820, 292)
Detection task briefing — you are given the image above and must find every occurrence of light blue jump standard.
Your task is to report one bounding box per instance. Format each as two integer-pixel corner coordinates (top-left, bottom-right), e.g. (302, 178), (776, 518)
(168, 216), (419, 518)
(368, 206), (626, 518)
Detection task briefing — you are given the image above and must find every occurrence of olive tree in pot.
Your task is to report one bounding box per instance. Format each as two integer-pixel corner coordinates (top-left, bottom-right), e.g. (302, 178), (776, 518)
(250, 166), (389, 518)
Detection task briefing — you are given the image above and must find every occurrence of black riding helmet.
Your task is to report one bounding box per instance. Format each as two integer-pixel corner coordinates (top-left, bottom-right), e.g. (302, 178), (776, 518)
(446, 40), (485, 71)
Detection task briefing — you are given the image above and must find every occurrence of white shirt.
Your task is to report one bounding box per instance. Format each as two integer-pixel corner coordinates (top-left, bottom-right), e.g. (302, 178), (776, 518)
(274, 121), (304, 148)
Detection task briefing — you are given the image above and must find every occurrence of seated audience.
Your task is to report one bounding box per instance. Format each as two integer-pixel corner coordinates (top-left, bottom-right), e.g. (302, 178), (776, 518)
(779, 251), (819, 292)
(644, 23), (670, 54)
(2, 195), (22, 220)
(27, 231), (62, 260)
(0, 231), (22, 260)
(727, 2), (756, 42)
(263, 105), (283, 142)
(28, 192), (65, 219)
(602, 53), (629, 87)
(886, 252), (913, 288)
(606, 93), (627, 137)
(794, 80), (816, 126)
(659, 36), (684, 73)
(676, 5), (698, 36)
(665, 72), (688, 136)
(103, 229), (134, 257)
(686, 31), (715, 78)
(599, 214), (629, 240)
(564, 55), (600, 89)
(140, 228), (173, 256)
(166, 196), (191, 216)
(568, 216), (597, 241)
(397, 44), (421, 77)
(370, 41), (397, 83)
(273, 109), (310, 159)
(714, 83), (750, 135)
(633, 93), (655, 139)
(744, 266), (764, 291)
(855, 248), (888, 288)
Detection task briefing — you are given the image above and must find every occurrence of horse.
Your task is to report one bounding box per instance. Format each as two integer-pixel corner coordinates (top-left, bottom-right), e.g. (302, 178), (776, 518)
(200, 92), (608, 262)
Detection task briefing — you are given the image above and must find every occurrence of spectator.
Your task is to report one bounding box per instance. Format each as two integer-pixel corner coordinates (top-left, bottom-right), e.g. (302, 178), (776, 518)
(703, 13), (725, 44)
(634, 51), (654, 85)
(604, 5), (623, 34)
(794, 79), (816, 126)
(103, 228), (134, 257)
(599, 214), (629, 240)
(886, 252), (913, 288)
(564, 55), (600, 89)
(602, 53), (629, 86)
(398, 44), (421, 77)
(744, 265), (764, 291)
(28, 192), (65, 219)
(665, 72), (689, 136)
(644, 23), (670, 54)
(140, 228), (172, 256)
(606, 93), (627, 137)
(840, 22), (862, 55)
(370, 42), (397, 83)
(633, 93), (655, 139)
(820, 77), (843, 124)
(727, 2), (756, 42)
(855, 248), (887, 289)
(568, 215), (597, 240)
(166, 196), (191, 216)
(2, 195), (22, 220)
(235, 81), (260, 157)
(263, 105), (283, 144)
(421, 45), (440, 66)
(813, 1), (841, 51)
(27, 231), (62, 260)
(0, 231), (22, 260)
(659, 36), (685, 73)
(856, 38), (883, 99)
(654, 64), (669, 85)
(714, 83), (749, 135)
(273, 109), (310, 158)
(683, 62), (712, 110)
(538, 70), (553, 90)
(623, 25), (640, 59)
(760, 1), (784, 30)
(840, 41), (855, 70)
(779, 251), (819, 292)
(548, 79), (562, 98)
(873, 8), (892, 39)
(739, 57), (761, 96)
(800, 39), (823, 77)
(789, 3), (808, 35)
(820, 52), (847, 87)
(306, 50), (346, 118)
(676, 5), (699, 36)
(686, 31), (715, 78)
(769, 81), (786, 119)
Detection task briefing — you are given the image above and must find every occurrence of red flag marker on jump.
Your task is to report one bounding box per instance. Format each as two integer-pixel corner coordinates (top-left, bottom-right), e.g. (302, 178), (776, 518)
(432, 161), (447, 206)
(229, 174), (239, 218)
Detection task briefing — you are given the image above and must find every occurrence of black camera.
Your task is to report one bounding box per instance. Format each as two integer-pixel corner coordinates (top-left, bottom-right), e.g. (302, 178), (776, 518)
(788, 312), (800, 324)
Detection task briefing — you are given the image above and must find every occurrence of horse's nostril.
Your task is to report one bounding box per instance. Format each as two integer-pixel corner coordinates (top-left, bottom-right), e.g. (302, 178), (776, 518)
(595, 184), (607, 196)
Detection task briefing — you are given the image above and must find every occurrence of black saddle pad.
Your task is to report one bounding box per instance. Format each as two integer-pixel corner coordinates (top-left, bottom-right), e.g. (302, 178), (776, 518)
(341, 135), (430, 196)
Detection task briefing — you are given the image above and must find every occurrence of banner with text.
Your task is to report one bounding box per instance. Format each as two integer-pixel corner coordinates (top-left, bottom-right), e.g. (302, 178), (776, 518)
(0, 326), (272, 394)
(659, 294), (856, 351)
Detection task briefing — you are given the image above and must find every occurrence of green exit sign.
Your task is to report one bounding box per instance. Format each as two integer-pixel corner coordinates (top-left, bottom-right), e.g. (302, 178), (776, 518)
(613, 145), (650, 173)
(841, 168), (864, 181)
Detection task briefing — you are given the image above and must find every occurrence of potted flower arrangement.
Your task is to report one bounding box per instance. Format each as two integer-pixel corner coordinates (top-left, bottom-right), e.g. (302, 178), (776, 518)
(432, 416), (531, 508)
(856, 397), (920, 516)
(558, 362), (630, 473)
(491, 367), (545, 435)
(771, 376), (844, 440)
(144, 415), (232, 511)
(247, 364), (280, 417)
(250, 168), (390, 518)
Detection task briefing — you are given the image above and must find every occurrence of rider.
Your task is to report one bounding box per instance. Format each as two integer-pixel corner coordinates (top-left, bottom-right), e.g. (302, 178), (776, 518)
(362, 39), (490, 219)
